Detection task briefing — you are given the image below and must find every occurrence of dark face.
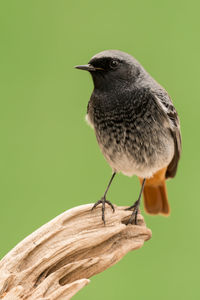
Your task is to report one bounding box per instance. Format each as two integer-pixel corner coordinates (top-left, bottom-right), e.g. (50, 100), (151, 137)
(75, 51), (142, 91)
(88, 56), (140, 90)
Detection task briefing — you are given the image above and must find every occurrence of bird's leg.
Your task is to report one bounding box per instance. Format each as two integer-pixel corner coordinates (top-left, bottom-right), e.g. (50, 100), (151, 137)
(126, 178), (146, 225)
(92, 172), (116, 224)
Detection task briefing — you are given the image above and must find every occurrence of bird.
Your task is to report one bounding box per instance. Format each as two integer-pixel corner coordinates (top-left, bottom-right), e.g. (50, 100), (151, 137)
(75, 50), (181, 224)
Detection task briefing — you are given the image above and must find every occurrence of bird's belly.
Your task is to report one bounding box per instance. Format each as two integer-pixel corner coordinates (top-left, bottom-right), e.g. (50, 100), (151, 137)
(86, 113), (174, 178)
(104, 152), (170, 178)
(98, 133), (174, 178)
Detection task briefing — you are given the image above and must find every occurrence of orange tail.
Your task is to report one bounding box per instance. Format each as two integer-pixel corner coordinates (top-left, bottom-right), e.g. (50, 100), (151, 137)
(139, 167), (170, 216)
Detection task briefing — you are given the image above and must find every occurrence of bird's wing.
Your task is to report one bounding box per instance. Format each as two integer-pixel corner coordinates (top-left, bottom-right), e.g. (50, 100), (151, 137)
(153, 92), (182, 179)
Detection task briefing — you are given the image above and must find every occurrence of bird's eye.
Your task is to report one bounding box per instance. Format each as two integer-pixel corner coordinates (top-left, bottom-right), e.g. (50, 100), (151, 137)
(110, 60), (119, 69)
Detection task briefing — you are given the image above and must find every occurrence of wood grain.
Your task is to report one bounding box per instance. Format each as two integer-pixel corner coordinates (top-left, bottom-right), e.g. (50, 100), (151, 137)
(0, 204), (151, 300)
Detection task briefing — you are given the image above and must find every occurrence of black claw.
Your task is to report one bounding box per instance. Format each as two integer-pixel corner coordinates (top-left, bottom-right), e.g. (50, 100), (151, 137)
(134, 208), (139, 225)
(92, 200), (101, 210)
(92, 197), (115, 224)
(125, 199), (140, 225)
(126, 178), (145, 225)
(126, 209), (139, 225)
(105, 200), (115, 213)
(125, 199), (140, 211)
(125, 205), (136, 211)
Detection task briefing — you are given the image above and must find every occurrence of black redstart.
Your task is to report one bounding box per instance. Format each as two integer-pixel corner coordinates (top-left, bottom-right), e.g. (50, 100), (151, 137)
(75, 50), (181, 224)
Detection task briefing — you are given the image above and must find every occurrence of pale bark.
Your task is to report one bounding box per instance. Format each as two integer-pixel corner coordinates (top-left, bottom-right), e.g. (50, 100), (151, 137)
(0, 204), (151, 300)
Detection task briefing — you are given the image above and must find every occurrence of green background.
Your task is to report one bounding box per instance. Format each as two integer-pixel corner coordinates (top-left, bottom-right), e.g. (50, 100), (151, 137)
(0, 0), (199, 299)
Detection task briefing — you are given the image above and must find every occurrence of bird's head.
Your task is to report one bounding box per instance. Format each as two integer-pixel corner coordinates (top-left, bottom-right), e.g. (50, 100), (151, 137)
(75, 50), (144, 90)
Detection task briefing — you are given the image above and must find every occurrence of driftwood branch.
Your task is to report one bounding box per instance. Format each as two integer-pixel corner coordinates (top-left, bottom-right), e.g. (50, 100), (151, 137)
(0, 204), (151, 300)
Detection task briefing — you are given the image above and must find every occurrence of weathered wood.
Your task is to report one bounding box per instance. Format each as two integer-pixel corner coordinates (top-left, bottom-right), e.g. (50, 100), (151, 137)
(0, 204), (151, 300)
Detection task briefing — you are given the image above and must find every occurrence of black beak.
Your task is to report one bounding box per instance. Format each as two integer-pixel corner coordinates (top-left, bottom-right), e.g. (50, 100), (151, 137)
(74, 64), (96, 71)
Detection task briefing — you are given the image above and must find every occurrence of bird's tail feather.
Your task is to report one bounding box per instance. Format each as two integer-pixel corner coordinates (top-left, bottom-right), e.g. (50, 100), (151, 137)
(139, 167), (170, 216)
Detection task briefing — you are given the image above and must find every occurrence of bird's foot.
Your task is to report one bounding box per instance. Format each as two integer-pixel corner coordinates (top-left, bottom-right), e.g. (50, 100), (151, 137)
(125, 199), (140, 225)
(92, 197), (115, 225)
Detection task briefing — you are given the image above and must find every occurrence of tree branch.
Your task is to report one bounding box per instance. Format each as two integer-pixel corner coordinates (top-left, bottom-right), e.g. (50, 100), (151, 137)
(0, 204), (151, 300)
